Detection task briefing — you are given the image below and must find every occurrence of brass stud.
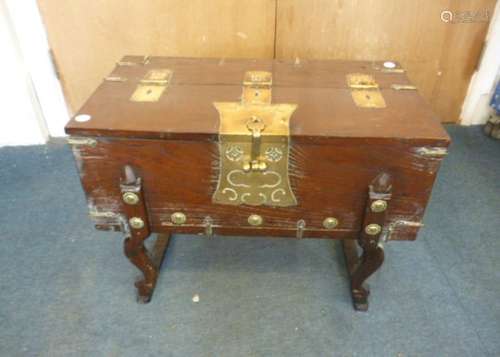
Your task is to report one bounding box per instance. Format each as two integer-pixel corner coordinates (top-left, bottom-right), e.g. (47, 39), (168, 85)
(171, 212), (187, 225)
(323, 217), (339, 229)
(129, 217), (145, 229)
(248, 214), (263, 226)
(371, 200), (387, 213)
(365, 224), (382, 236)
(122, 192), (140, 205)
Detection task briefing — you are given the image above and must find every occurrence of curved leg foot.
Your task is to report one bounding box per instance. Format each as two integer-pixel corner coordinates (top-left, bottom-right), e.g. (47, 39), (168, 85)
(124, 233), (171, 303)
(124, 236), (157, 303)
(352, 241), (384, 311)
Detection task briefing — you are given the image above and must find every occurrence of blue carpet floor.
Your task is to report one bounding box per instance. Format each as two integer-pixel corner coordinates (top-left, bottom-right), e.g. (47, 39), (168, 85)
(0, 125), (499, 357)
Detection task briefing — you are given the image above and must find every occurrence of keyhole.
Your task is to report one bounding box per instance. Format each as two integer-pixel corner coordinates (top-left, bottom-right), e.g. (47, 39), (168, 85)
(147, 89), (152, 95)
(366, 94), (371, 100)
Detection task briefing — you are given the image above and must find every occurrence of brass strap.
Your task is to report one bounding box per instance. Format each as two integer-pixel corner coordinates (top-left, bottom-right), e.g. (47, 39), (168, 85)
(130, 69), (173, 102)
(346, 73), (386, 108)
(242, 71), (272, 105)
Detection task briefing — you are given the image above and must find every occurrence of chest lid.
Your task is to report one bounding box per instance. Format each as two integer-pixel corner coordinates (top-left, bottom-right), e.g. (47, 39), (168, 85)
(65, 56), (449, 144)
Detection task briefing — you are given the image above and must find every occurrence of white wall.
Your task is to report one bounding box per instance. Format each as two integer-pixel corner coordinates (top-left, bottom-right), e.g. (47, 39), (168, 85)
(460, 1), (500, 125)
(0, 0), (70, 147)
(0, 0), (48, 146)
(5, 0), (70, 137)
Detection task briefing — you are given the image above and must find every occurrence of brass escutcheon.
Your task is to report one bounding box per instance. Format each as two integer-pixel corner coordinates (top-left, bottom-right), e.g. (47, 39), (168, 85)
(212, 71), (297, 207)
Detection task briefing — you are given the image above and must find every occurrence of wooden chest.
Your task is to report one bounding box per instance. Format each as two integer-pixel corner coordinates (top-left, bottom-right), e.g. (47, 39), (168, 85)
(66, 56), (450, 310)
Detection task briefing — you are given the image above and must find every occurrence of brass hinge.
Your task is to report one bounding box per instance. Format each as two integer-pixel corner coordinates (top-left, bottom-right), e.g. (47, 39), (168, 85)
(88, 210), (118, 219)
(130, 69), (173, 102)
(67, 137), (97, 147)
(104, 76), (127, 82)
(380, 68), (406, 74)
(416, 147), (448, 158)
(391, 84), (417, 91)
(242, 71), (273, 105)
(346, 73), (386, 108)
(383, 220), (424, 242)
(296, 219), (306, 239)
(117, 55), (151, 66)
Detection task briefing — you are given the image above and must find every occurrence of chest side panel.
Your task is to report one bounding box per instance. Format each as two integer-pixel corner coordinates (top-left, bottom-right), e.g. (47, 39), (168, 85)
(71, 137), (446, 240)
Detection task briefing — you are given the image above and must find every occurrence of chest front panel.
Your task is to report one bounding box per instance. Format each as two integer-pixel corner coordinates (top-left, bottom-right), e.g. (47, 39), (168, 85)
(73, 136), (444, 240)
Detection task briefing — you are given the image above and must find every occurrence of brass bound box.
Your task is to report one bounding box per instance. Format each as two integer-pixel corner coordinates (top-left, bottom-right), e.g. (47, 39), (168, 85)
(66, 56), (450, 310)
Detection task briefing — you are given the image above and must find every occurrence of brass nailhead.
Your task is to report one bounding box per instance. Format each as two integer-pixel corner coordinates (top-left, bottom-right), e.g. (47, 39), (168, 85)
(370, 200), (387, 213)
(171, 212), (187, 225)
(365, 224), (382, 236)
(248, 214), (263, 226)
(122, 192), (140, 205)
(323, 217), (339, 229)
(129, 217), (145, 229)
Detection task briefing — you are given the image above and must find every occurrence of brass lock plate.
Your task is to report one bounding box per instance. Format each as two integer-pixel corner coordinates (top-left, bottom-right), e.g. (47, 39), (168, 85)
(346, 73), (386, 108)
(213, 71), (298, 207)
(130, 69), (173, 102)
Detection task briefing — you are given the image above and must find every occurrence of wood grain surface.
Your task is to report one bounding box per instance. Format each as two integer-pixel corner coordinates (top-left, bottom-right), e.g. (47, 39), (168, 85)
(74, 136), (446, 241)
(66, 57), (449, 141)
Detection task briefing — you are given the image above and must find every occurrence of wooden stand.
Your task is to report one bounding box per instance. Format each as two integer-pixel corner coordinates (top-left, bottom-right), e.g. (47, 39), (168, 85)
(120, 168), (392, 310)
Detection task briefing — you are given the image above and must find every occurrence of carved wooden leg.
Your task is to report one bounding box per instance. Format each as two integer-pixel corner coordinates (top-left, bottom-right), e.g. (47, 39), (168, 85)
(343, 239), (384, 311)
(344, 172), (392, 311)
(120, 165), (170, 303)
(124, 235), (156, 302)
(124, 233), (171, 303)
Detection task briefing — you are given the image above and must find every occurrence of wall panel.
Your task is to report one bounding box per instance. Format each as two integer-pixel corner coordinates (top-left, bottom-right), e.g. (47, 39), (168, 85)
(275, 0), (496, 122)
(37, 0), (277, 112)
(38, 0), (496, 122)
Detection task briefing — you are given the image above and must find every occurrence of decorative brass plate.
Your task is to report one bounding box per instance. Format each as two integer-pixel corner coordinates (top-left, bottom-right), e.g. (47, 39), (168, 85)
(130, 69), (172, 102)
(346, 73), (386, 108)
(213, 71), (298, 207)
